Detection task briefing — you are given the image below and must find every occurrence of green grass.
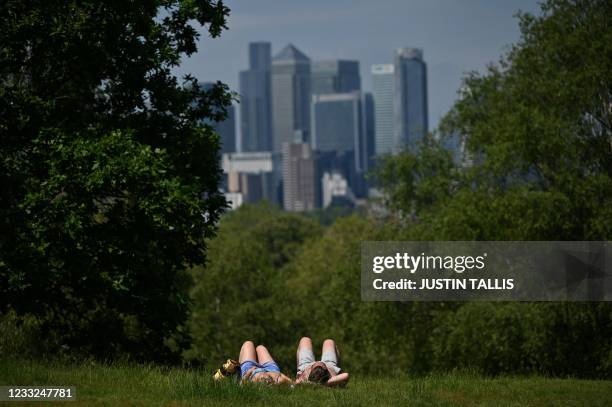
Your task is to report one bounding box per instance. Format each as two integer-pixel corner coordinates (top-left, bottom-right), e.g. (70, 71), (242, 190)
(1, 359), (611, 406)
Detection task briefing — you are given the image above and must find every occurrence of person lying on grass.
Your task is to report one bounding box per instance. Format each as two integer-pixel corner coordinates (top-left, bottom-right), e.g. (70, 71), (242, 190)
(295, 337), (349, 387)
(239, 340), (292, 384)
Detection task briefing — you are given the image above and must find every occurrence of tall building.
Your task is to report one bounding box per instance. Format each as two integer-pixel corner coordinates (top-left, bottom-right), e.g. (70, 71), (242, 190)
(217, 105), (236, 154)
(239, 42), (272, 152)
(361, 92), (376, 172)
(271, 44), (311, 153)
(282, 142), (316, 212)
(393, 47), (428, 153)
(311, 92), (369, 199)
(311, 92), (361, 156)
(198, 82), (236, 154)
(371, 64), (394, 156)
(311, 60), (360, 95)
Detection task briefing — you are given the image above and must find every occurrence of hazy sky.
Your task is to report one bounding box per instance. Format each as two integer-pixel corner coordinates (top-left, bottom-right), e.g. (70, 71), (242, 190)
(175, 0), (542, 131)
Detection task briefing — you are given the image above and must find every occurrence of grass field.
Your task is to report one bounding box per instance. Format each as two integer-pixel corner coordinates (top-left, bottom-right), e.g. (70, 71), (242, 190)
(1, 359), (611, 406)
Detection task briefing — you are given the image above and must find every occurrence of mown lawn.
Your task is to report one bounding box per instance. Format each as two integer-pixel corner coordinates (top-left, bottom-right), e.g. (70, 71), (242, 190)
(1, 358), (611, 406)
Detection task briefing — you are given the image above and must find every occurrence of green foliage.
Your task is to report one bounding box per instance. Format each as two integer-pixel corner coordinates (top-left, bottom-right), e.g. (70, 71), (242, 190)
(186, 1), (611, 378)
(0, 311), (48, 359)
(305, 205), (360, 226)
(185, 203), (323, 367)
(432, 303), (612, 378)
(280, 214), (612, 378)
(369, 0), (612, 378)
(0, 0), (231, 361)
(375, 136), (457, 218)
(282, 215), (457, 375)
(376, 0), (612, 241)
(187, 208), (451, 374)
(187, 207), (611, 377)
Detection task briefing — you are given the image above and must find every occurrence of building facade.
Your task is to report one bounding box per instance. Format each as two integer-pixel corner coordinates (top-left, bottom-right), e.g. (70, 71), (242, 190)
(361, 92), (376, 172)
(321, 172), (354, 208)
(371, 64), (394, 156)
(217, 105), (236, 154)
(271, 44), (311, 153)
(282, 142), (316, 212)
(311, 60), (360, 95)
(393, 47), (428, 153)
(239, 42), (273, 152)
(310, 92), (361, 156)
(222, 151), (278, 206)
(310, 91), (370, 198)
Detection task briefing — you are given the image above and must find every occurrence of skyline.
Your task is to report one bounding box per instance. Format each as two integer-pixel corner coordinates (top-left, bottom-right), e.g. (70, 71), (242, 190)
(175, 0), (542, 135)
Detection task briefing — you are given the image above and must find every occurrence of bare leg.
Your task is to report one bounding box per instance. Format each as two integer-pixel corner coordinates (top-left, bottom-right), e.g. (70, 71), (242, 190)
(296, 336), (316, 382)
(321, 338), (339, 367)
(256, 345), (275, 365)
(240, 340), (257, 363)
(321, 338), (348, 386)
(297, 337), (313, 363)
(322, 339), (336, 356)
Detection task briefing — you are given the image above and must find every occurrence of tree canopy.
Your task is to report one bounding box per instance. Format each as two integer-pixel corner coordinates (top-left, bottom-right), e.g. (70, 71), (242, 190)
(0, 0), (231, 361)
(377, 0), (612, 241)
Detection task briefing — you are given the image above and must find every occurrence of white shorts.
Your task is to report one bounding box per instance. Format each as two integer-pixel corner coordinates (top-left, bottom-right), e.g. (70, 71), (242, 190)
(297, 347), (341, 375)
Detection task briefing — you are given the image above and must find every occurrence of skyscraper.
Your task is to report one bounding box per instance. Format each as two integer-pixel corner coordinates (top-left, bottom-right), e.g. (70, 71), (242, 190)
(216, 105), (236, 154)
(362, 92), (376, 172)
(198, 82), (236, 155)
(311, 92), (371, 199)
(271, 44), (311, 153)
(310, 92), (361, 156)
(311, 60), (360, 95)
(282, 142), (316, 212)
(239, 42), (272, 152)
(394, 47), (428, 153)
(371, 64), (394, 156)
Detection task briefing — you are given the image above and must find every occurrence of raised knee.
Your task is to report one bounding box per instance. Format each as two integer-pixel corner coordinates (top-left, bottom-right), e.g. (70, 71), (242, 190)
(299, 336), (312, 346)
(323, 338), (335, 347)
(243, 340), (255, 347)
(256, 344), (267, 352)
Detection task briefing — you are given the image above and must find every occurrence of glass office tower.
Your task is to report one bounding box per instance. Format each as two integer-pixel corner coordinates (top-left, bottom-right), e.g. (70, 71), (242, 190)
(311, 60), (360, 95)
(239, 42), (272, 152)
(271, 44), (311, 153)
(393, 47), (428, 153)
(371, 64), (394, 156)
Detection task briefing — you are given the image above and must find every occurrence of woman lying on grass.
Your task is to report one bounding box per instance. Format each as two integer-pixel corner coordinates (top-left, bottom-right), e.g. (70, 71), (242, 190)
(295, 337), (349, 387)
(239, 341), (292, 384)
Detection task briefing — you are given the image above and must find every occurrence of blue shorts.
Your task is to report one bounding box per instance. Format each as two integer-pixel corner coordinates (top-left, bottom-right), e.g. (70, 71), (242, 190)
(240, 360), (281, 378)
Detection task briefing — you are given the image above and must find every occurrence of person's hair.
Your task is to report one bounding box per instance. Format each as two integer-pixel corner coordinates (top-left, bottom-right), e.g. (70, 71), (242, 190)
(308, 365), (331, 384)
(258, 374), (274, 384)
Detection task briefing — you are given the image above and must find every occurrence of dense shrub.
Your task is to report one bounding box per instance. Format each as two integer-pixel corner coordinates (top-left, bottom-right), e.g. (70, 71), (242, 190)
(0, 311), (49, 359)
(432, 303), (612, 378)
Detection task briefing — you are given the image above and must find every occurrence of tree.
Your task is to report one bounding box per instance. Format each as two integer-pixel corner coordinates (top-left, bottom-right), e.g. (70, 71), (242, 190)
(377, 0), (612, 241)
(0, 0), (231, 361)
(373, 0), (612, 377)
(186, 203), (323, 367)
